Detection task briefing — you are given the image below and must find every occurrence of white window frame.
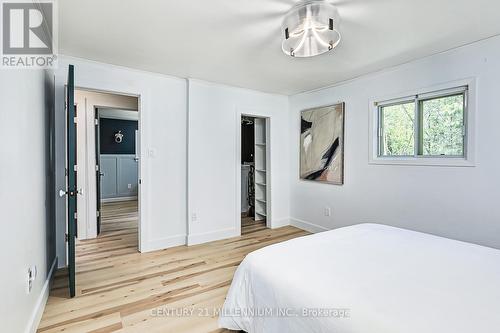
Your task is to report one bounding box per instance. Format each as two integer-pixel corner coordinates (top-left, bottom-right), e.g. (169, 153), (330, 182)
(369, 78), (476, 167)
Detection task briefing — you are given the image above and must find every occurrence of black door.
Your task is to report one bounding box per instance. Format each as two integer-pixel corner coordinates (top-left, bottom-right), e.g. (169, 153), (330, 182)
(66, 64), (77, 298)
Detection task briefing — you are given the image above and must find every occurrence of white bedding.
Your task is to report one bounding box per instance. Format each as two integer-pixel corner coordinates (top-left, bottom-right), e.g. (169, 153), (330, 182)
(219, 223), (500, 333)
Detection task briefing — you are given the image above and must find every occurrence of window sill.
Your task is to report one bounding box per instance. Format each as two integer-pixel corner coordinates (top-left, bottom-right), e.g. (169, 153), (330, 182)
(369, 157), (475, 167)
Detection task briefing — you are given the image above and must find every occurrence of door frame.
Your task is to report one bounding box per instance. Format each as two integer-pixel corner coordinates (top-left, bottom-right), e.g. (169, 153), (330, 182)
(235, 108), (272, 234)
(71, 86), (144, 252)
(95, 106), (140, 215)
(94, 108), (101, 235)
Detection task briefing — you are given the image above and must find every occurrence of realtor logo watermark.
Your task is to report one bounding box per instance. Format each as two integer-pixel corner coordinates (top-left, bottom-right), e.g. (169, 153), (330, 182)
(1, 0), (57, 68)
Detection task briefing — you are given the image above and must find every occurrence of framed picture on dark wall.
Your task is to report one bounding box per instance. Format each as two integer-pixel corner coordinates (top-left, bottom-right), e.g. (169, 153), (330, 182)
(300, 103), (345, 185)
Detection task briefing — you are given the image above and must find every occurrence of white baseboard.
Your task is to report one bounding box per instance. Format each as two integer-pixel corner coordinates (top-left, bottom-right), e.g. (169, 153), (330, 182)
(26, 256), (57, 333)
(143, 234), (187, 253)
(187, 228), (239, 246)
(269, 217), (290, 229)
(101, 196), (138, 203)
(290, 218), (330, 234)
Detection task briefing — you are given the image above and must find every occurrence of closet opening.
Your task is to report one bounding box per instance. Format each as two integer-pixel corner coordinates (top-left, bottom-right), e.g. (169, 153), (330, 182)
(240, 115), (270, 234)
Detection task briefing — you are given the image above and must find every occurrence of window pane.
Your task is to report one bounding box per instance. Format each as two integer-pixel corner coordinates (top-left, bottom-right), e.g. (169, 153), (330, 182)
(421, 94), (464, 156)
(380, 102), (415, 156)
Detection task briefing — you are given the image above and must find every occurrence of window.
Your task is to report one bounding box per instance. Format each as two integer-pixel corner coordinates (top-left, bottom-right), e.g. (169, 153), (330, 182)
(377, 86), (467, 159)
(379, 101), (415, 156)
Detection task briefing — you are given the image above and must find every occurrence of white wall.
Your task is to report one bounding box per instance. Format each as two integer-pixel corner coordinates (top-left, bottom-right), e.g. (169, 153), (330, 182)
(289, 36), (500, 249)
(0, 70), (57, 332)
(54, 56), (188, 265)
(187, 80), (290, 244)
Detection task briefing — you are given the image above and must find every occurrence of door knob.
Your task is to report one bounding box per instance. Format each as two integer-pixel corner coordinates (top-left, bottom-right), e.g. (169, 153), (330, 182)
(59, 189), (82, 197)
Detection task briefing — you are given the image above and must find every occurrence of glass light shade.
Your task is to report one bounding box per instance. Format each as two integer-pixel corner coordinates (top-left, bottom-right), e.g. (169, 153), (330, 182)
(281, 0), (341, 58)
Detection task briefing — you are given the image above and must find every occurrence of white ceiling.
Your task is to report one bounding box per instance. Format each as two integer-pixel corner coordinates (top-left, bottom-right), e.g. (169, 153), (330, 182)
(59, 0), (500, 95)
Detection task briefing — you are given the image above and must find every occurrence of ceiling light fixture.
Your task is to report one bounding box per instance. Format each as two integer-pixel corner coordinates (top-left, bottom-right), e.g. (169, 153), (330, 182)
(281, 0), (341, 58)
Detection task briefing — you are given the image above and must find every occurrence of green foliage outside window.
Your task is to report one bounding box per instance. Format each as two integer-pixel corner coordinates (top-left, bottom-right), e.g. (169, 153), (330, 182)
(381, 102), (415, 156)
(379, 92), (465, 157)
(421, 94), (464, 156)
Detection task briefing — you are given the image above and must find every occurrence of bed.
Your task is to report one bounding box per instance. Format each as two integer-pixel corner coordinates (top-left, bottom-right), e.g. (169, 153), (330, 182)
(219, 223), (500, 333)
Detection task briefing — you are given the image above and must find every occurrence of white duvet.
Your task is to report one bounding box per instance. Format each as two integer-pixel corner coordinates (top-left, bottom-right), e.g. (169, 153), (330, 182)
(219, 223), (500, 333)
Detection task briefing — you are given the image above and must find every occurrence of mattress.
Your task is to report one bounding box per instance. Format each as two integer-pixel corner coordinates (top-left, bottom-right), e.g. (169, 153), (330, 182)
(219, 223), (500, 333)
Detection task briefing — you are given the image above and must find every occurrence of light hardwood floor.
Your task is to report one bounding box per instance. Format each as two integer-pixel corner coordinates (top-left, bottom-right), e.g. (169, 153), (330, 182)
(38, 201), (309, 332)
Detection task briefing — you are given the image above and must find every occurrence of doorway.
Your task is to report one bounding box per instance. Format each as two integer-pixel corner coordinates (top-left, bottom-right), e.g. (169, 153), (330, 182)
(240, 115), (270, 234)
(62, 65), (143, 298)
(95, 108), (139, 246)
(73, 89), (139, 239)
(70, 88), (140, 296)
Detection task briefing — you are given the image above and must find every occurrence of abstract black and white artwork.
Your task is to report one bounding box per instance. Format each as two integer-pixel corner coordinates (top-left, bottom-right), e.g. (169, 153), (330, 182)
(300, 103), (344, 184)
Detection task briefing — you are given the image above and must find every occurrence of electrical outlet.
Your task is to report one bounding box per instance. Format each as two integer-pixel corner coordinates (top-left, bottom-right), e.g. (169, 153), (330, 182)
(324, 207), (331, 217)
(191, 213), (197, 222)
(27, 265), (37, 294)
(128, 183), (132, 189)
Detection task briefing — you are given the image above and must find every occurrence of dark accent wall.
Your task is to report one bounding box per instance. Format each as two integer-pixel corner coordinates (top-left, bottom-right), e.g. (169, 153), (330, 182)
(100, 118), (138, 154)
(241, 122), (255, 163)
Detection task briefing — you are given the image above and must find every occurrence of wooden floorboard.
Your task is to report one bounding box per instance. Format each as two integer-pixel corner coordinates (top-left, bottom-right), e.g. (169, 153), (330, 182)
(38, 201), (309, 332)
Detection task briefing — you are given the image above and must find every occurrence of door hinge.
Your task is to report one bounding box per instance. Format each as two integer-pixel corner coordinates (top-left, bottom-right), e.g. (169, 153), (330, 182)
(74, 212), (78, 220)
(97, 210), (100, 218)
(73, 117), (77, 124)
(94, 118), (99, 126)
(73, 164), (78, 172)
(65, 233), (68, 242)
(95, 165), (99, 172)
(139, 178), (142, 185)
(65, 167), (68, 176)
